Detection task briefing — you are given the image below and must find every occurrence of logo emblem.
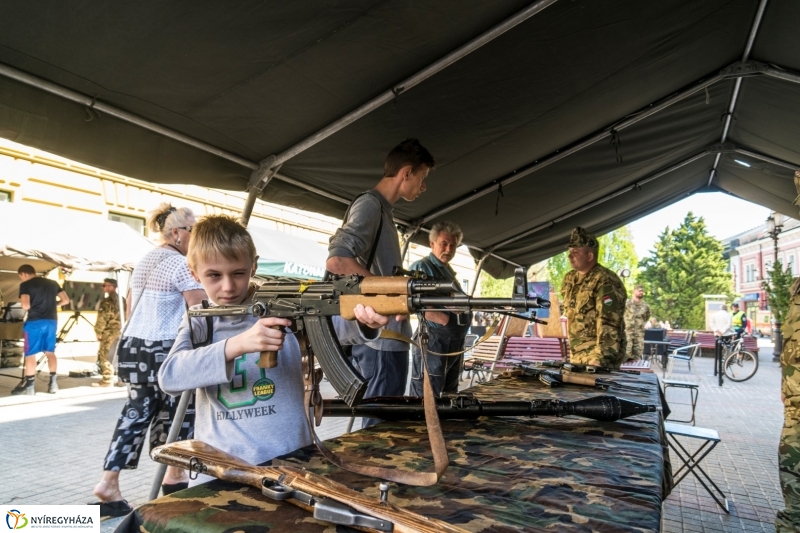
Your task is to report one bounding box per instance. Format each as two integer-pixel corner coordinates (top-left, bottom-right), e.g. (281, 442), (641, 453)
(6, 510), (28, 530)
(602, 296), (613, 306)
(252, 378), (275, 401)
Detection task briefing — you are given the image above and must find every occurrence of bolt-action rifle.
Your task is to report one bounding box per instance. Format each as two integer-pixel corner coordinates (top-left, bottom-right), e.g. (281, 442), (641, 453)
(321, 393), (658, 422)
(188, 273), (549, 406)
(150, 440), (468, 533)
(502, 360), (650, 393)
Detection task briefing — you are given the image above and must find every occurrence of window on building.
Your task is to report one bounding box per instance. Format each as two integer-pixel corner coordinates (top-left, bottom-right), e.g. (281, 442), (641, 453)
(0, 190), (11, 202)
(788, 254), (796, 275)
(462, 279), (469, 294)
(745, 263), (757, 283)
(109, 212), (146, 235)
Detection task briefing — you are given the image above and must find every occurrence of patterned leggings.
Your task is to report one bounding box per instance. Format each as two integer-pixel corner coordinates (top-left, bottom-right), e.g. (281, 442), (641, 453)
(103, 337), (195, 471)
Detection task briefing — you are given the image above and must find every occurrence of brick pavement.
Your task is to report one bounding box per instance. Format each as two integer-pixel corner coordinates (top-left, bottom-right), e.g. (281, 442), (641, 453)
(660, 342), (785, 533)
(0, 345), (788, 532)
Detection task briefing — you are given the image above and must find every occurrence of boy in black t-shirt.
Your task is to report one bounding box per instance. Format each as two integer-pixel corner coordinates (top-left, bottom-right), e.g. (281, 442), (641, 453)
(12, 264), (70, 395)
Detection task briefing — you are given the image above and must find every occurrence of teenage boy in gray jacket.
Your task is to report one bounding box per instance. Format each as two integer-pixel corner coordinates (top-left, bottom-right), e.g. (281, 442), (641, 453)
(326, 139), (434, 427)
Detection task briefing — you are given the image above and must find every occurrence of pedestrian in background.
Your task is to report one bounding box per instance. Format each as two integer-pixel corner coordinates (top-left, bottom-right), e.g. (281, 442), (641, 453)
(624, 284), (650, 360)
(92, 278), (124, 387)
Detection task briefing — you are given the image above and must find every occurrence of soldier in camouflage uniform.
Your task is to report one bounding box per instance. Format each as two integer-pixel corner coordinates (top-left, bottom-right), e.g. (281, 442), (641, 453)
(624, 285), (650, 360)
(777, 172), (800, 532)
(93, 278), (123, 386)
(561, 227), (628, 369)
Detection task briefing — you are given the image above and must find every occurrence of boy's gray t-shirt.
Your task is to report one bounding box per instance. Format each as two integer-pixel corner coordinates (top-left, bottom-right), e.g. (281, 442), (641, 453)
(159, 311), (375, 477)
(327, 189), (412, 351)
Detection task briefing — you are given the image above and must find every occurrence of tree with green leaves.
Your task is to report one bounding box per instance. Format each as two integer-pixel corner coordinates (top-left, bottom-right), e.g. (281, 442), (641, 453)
(763, 260), (795, 324)
(544, 226), (638, 294)
(637, 212), (735, 330)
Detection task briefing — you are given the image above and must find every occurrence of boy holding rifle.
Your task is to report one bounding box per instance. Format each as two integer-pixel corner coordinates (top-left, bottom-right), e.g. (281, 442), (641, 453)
(158, 215), (388, 474)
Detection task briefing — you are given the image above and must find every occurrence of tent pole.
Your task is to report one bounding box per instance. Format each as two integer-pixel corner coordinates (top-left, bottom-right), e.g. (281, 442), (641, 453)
(470, 255), (488, 297)
(488, 150), (714, 252)
(418, 67), (732, 225)
(708, 0), (770, 186)
(733, 147), (798, 171)
(239, 159), (279, 226)
(268, 0), (560, 167)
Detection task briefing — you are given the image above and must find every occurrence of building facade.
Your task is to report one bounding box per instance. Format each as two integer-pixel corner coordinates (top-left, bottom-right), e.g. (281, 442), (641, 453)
(724, 215), (800, 336)
(0, 137), (480, 291)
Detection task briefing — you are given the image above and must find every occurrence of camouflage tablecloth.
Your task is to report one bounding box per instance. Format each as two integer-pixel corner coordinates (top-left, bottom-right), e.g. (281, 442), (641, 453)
(130, 372), (670, 533)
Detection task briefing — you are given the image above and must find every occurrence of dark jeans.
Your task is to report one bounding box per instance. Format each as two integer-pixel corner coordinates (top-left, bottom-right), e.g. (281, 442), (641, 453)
(410, 337), (464, 398)
(351, 345), (409, 428)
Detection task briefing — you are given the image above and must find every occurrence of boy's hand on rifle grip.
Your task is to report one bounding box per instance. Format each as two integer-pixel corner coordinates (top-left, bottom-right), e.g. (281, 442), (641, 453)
(225, 318), (292, 361)
(352, 304), (390, 329)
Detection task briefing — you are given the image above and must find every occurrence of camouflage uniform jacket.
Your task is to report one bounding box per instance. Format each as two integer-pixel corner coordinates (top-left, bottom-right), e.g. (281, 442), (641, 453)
(94, 295), (122, 340)
(624, 299), (651, 331)
(782, 278), (800, 413)
(561, 264), (628, 368)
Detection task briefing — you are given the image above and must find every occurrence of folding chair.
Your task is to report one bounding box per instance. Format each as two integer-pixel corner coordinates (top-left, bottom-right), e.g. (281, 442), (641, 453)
(665, 343), (702, 380)
(665, 422), (729, 513)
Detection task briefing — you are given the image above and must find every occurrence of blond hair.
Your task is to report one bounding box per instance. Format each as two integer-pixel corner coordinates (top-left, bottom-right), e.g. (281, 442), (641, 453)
(147, 202), (195, 243)
(187, 215), (257, 270)
(429, 221), (463, 246)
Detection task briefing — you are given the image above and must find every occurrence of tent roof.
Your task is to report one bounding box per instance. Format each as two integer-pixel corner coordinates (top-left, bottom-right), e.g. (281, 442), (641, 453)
(0, 0), (797, 276)
(0, 202), (153, 300)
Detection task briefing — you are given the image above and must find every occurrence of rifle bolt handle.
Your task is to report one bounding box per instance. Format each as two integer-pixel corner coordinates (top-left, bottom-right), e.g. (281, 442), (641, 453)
(379, 483), (389, 502)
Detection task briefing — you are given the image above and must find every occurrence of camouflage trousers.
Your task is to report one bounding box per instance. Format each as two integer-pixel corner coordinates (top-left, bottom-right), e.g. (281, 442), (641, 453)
(626, 332), (644, 359)
(97, 334), (118, 383)
(777, 407), (800, 532)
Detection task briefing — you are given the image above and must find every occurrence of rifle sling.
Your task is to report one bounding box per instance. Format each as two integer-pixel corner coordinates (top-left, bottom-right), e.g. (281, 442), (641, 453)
(297, 326), (449, 487)
(378, 326), (497, 356)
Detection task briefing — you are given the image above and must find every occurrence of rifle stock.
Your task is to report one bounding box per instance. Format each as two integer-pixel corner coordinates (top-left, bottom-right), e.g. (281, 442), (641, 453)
(151, 440), (468, 533)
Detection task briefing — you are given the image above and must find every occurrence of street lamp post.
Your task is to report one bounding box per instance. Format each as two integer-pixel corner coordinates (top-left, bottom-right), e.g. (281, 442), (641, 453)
(766, 214), (784, 360)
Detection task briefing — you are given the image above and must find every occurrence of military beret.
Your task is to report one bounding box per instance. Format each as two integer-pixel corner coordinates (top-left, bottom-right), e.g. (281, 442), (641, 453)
(567, 227), (598, 249)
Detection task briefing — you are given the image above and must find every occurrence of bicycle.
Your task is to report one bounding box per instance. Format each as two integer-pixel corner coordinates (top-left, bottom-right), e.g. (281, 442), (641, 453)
(719, 334), (758, 382)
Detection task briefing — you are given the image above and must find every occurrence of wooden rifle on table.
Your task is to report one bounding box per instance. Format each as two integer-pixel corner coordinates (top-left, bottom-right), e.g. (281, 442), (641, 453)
(502, 359), (650, 393)
(150, 440), (468, 533)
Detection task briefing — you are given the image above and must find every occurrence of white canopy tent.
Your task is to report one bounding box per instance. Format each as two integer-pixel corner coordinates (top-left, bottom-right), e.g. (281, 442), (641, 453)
(248, 226), (328, 280)
(0, 201), (153, 303)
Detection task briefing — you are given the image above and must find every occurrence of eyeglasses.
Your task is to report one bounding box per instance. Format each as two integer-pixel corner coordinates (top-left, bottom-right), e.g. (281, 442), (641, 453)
(178, 226), (193, 233)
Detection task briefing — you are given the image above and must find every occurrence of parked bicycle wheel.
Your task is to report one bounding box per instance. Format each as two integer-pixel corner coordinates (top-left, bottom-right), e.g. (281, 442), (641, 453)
(723, 349), (758, 382)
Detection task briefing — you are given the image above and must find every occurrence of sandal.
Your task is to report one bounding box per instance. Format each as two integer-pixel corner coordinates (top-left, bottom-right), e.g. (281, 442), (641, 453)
(88, 499), (133, 518)
(161, 482), (189, 496)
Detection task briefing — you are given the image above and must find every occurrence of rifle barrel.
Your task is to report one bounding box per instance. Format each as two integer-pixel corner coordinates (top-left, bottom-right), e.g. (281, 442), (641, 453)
(322, 395), (656, 422)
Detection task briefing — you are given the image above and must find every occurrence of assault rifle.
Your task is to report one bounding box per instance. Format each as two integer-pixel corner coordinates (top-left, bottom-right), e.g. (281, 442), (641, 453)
(502, 361), (650, 393)
(321, 394), (658, 422)
(151, 440), (468, 533)
(515, 359), (640, 375)
(188, 273), (549, 406)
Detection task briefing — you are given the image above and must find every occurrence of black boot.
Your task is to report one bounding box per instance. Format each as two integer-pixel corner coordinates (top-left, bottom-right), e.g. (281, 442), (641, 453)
(11, 376), (35, 396)
(48, 373), (58, 394)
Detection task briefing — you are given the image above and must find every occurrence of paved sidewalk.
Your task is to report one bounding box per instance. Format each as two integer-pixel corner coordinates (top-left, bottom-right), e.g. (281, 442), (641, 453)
(660, 342), (785, 533)
(0, 345), (787, 532)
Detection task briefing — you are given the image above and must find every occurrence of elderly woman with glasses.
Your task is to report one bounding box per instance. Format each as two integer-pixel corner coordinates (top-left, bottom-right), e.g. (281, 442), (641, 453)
(92, 203), (206, 515)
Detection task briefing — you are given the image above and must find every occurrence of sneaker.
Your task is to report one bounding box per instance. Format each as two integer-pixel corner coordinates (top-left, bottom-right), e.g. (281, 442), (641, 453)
(11, 379), (35, 396)
(92, 381), (113, 388)
(47, 375), (59, 394)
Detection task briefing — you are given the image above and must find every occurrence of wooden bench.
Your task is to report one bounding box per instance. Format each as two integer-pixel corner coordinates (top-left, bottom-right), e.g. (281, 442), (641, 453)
(464, 337), (569, 382)
(695, 332), (759, 356)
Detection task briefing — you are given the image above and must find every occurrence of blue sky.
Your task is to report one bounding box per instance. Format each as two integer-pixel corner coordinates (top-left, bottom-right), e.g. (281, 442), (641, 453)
(627, 192), (774, 259)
